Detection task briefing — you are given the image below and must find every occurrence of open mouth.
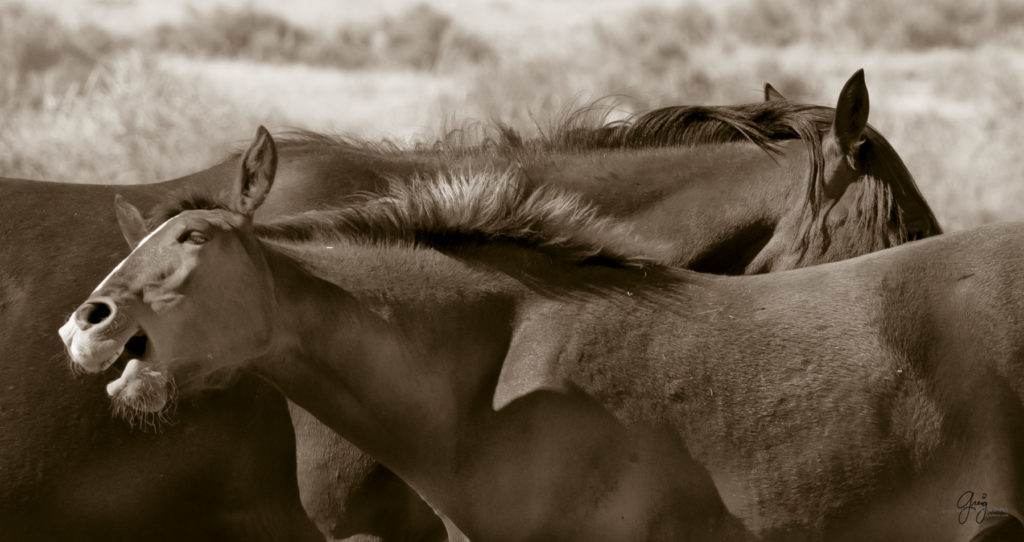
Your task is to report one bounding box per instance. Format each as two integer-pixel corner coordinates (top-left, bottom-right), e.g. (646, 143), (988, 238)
(124, 331), (149, 359)
(110, 330), (150, 372)
(104, 325), (171, 415)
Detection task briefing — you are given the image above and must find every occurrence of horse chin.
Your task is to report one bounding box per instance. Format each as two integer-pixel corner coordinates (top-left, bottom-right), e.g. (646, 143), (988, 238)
(107, 358), (172, 428)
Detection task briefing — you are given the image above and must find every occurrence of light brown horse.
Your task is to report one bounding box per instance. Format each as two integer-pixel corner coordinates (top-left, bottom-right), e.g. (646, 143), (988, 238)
(62, 130), (1020, 541)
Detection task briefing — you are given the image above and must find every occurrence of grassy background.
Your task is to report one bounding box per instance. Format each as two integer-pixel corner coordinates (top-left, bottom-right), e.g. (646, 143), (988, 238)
(4, 0), (1024, 231)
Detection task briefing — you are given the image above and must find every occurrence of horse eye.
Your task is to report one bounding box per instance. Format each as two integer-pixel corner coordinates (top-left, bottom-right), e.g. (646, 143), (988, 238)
(181, 231), (208, 245)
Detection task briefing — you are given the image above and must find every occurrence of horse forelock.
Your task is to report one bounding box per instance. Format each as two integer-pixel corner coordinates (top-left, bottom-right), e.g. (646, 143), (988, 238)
(147, 190), (233, 229)
(253, 168), (675, 273)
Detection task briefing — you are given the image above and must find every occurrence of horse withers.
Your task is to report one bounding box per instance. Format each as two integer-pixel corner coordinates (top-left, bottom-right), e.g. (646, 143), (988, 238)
(62, 128), (1020, 541)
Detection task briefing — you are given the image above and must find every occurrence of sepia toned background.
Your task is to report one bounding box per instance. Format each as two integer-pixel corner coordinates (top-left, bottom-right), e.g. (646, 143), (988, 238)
(3, 0), (1024, 231)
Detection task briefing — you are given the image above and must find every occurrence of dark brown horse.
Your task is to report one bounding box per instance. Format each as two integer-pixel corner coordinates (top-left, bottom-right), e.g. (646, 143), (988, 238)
(13, 71), (937, 540)
(254, 69), (940, 275)
(63, 135), (1020, 541)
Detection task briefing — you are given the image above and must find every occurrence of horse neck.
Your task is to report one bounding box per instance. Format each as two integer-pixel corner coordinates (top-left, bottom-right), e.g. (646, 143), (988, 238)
(519, 142), (810, 271)
(260, 148), (435, 217)
(251, 241), (518, 501)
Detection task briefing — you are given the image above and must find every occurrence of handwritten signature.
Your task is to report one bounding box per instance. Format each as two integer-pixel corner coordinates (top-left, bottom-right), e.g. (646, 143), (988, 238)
(956, 490), (989, 524)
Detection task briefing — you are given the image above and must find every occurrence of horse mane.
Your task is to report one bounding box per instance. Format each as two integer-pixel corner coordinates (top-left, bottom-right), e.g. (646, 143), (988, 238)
(242, 100), (825, 159)
(561, 101), (818, 152)
(253, 168), (676, 272)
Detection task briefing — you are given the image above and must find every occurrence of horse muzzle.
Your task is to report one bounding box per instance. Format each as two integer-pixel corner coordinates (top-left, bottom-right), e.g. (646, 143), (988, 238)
(60, 296), (139, 373)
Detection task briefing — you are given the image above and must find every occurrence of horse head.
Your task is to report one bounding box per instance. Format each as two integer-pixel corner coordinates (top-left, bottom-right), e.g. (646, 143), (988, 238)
(61, 126), (280, 415)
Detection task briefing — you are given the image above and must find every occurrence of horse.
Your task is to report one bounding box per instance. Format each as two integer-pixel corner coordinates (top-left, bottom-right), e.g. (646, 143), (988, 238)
(256, 69), (941, 275)
(13, 70), (936, 539)
(2, 167), (462, 540)
(254, 69), (944, 538)
(0, 176), (310, 541)
(0, 175), (434, 541)
(63, 131), (1024, 541)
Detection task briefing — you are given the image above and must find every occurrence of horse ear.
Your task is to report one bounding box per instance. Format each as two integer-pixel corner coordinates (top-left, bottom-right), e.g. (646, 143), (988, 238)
(830, 69), (869, 153)
(763, 82), (785, 102)
(114, 194), (149, 249)
(233, 125), (277, 217)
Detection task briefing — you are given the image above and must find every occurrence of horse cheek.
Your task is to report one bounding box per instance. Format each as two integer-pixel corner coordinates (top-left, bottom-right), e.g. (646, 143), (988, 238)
(143, 265), (191, 314)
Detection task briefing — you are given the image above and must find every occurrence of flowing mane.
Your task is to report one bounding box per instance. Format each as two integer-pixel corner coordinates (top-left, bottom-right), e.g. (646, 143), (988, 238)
(248, 101), (826, 158)
(254, 168), (675, 271)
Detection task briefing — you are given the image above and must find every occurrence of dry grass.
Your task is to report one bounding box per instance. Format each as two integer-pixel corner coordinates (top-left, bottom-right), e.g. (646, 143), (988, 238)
(0, 3), (117, 107)
(0, 52), (264, 183)
(145, 3), (494, 71)
(4, 0), (1024, 229)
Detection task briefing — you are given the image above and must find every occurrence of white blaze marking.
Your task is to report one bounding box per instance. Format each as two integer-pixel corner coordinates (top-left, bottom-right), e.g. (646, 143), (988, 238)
(92, 218), (175, 294)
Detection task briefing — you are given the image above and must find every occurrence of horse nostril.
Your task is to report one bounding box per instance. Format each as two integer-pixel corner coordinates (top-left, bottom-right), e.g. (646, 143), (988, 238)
(87, 303), (111, 323)
(76, 301), (114, 328)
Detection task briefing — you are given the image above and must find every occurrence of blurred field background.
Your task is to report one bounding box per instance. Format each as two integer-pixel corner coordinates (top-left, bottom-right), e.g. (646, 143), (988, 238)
(4, 0), (1024, 231)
